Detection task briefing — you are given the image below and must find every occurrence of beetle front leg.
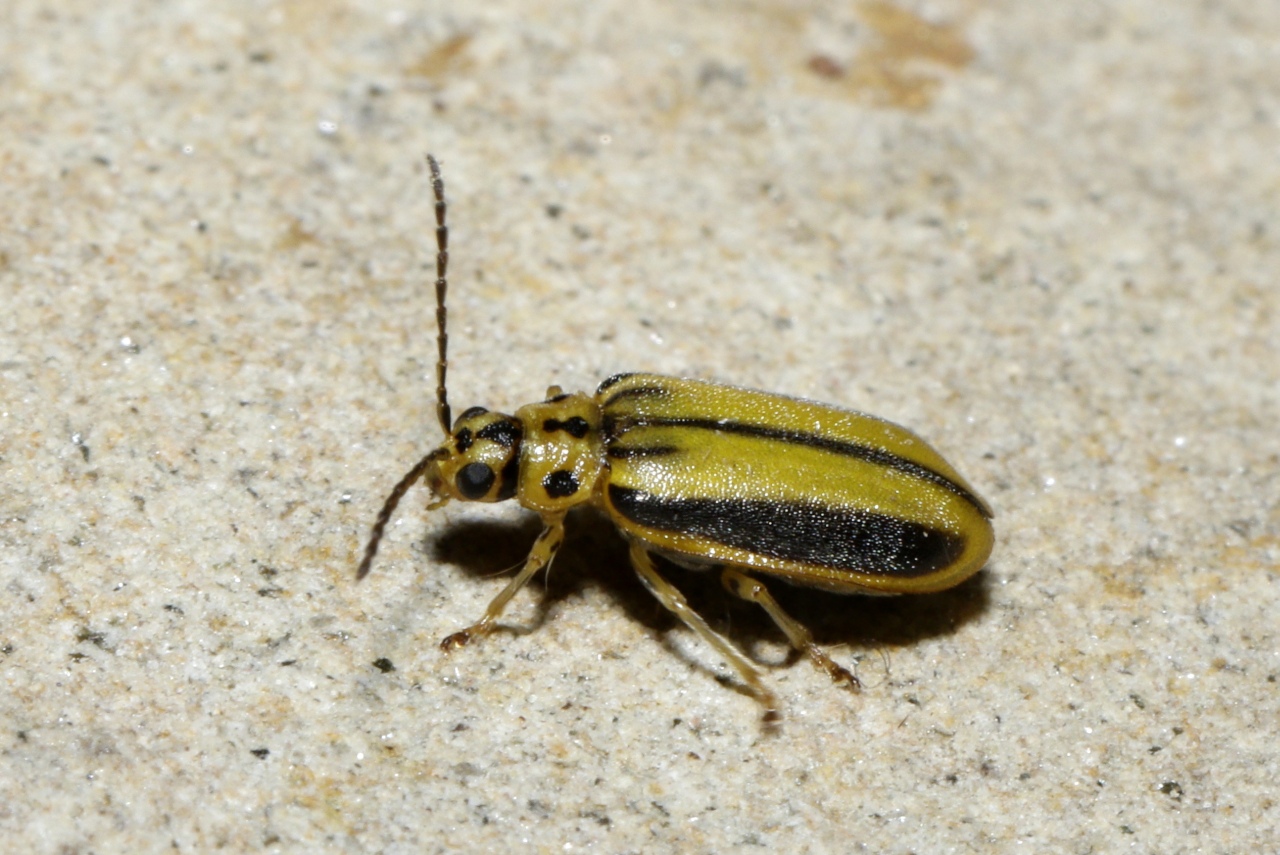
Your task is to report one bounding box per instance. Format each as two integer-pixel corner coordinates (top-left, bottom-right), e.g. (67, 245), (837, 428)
(628, 542), (781, 723)
(720, 567), (860, 691)
(440, 514), (566, 650)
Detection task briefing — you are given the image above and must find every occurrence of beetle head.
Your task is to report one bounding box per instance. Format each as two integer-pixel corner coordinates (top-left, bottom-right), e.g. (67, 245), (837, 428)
(426, 406), (524, 505)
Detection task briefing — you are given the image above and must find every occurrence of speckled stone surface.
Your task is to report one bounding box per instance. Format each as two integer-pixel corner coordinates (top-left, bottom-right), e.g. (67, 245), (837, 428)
(2, 1), (1277, 851)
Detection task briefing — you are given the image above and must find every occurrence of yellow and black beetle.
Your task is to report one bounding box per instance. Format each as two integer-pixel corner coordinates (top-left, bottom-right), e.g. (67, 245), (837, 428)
(359, 156), (994, 721)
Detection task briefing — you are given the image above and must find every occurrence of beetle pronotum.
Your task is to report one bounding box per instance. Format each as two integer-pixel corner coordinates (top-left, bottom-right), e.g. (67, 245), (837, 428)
(359, 155), (995, 722)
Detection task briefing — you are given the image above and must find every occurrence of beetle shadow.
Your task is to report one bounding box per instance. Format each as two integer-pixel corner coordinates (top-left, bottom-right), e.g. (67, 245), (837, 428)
(429, 509), (756, 699)
(610, 535), (992, 690)
(427, 508), (649, 637)
(426, 507), (993, 691)
(731, 562), (994, 679)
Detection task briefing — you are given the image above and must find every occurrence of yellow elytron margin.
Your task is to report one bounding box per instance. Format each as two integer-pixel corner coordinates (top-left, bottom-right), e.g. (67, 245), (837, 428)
(359, 156), (995, 723)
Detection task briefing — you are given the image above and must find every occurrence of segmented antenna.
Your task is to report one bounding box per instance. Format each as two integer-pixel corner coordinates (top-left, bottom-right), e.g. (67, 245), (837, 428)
(428, 154), (452, 436)
(356, 449), (441, 580)
(356, 155), (453, 581)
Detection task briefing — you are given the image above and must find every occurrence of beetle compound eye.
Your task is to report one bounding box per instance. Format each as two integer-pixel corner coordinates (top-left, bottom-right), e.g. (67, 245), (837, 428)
(456, 462), (496, 499)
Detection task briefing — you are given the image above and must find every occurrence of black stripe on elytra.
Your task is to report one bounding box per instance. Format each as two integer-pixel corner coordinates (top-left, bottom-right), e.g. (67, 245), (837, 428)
(605, 444), (679, 460)
(599, 382), (670, 409)
(596, 373), (636, 393)
(608, 486), (966, 576)
(622, 417), (989, 517)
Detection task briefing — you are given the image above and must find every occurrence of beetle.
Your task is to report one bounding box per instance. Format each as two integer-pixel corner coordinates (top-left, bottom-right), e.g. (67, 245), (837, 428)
(358, 155), (995, 721)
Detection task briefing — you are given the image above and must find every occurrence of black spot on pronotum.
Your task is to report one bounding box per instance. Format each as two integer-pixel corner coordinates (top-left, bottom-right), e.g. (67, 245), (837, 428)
(543, 469), (580, 499)
(454, 427), (474, 452)
(543, 416), (590, 438)
(456, 462), (495, 499)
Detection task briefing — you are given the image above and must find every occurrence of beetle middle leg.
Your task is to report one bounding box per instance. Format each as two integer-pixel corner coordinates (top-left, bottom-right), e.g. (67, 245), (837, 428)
(628, 542), (781, 723)
(720, 567), (861, 692)
(440, 514), (566, 650)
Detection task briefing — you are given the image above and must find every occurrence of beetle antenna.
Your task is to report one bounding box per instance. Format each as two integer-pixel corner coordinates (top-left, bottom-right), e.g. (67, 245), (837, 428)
(356, 157), (452, 582)
(428, 153), (452, 436)
(356, 449), (443, 580)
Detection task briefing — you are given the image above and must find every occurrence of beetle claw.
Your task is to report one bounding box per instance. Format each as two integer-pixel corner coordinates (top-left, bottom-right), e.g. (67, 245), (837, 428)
(440, 630), (473, 651)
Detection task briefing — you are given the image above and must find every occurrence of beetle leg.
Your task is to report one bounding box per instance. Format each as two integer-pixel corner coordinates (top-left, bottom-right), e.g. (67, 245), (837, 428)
(720, 567), (860, 692)
(628, 542), (781, 723)
(440, 514), (566, 650)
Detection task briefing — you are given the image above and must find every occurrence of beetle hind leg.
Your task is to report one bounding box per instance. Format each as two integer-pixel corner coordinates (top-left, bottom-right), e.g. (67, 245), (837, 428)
(628, 542), (781, 723)
(720, 567), (861, 692)
(440, 514), (566, 650)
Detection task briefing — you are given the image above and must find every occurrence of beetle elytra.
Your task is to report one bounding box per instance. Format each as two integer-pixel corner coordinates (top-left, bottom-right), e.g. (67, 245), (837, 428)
(358, 155), (995, 722)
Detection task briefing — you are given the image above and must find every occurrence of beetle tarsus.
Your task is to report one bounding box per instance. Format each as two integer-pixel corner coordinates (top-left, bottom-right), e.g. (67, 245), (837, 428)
(440, 630), (474, 650)
(815, 656), (861, 692)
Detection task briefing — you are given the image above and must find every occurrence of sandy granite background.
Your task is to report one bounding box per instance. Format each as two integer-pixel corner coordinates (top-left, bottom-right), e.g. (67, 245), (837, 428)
(2, 1), (1277, 852)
